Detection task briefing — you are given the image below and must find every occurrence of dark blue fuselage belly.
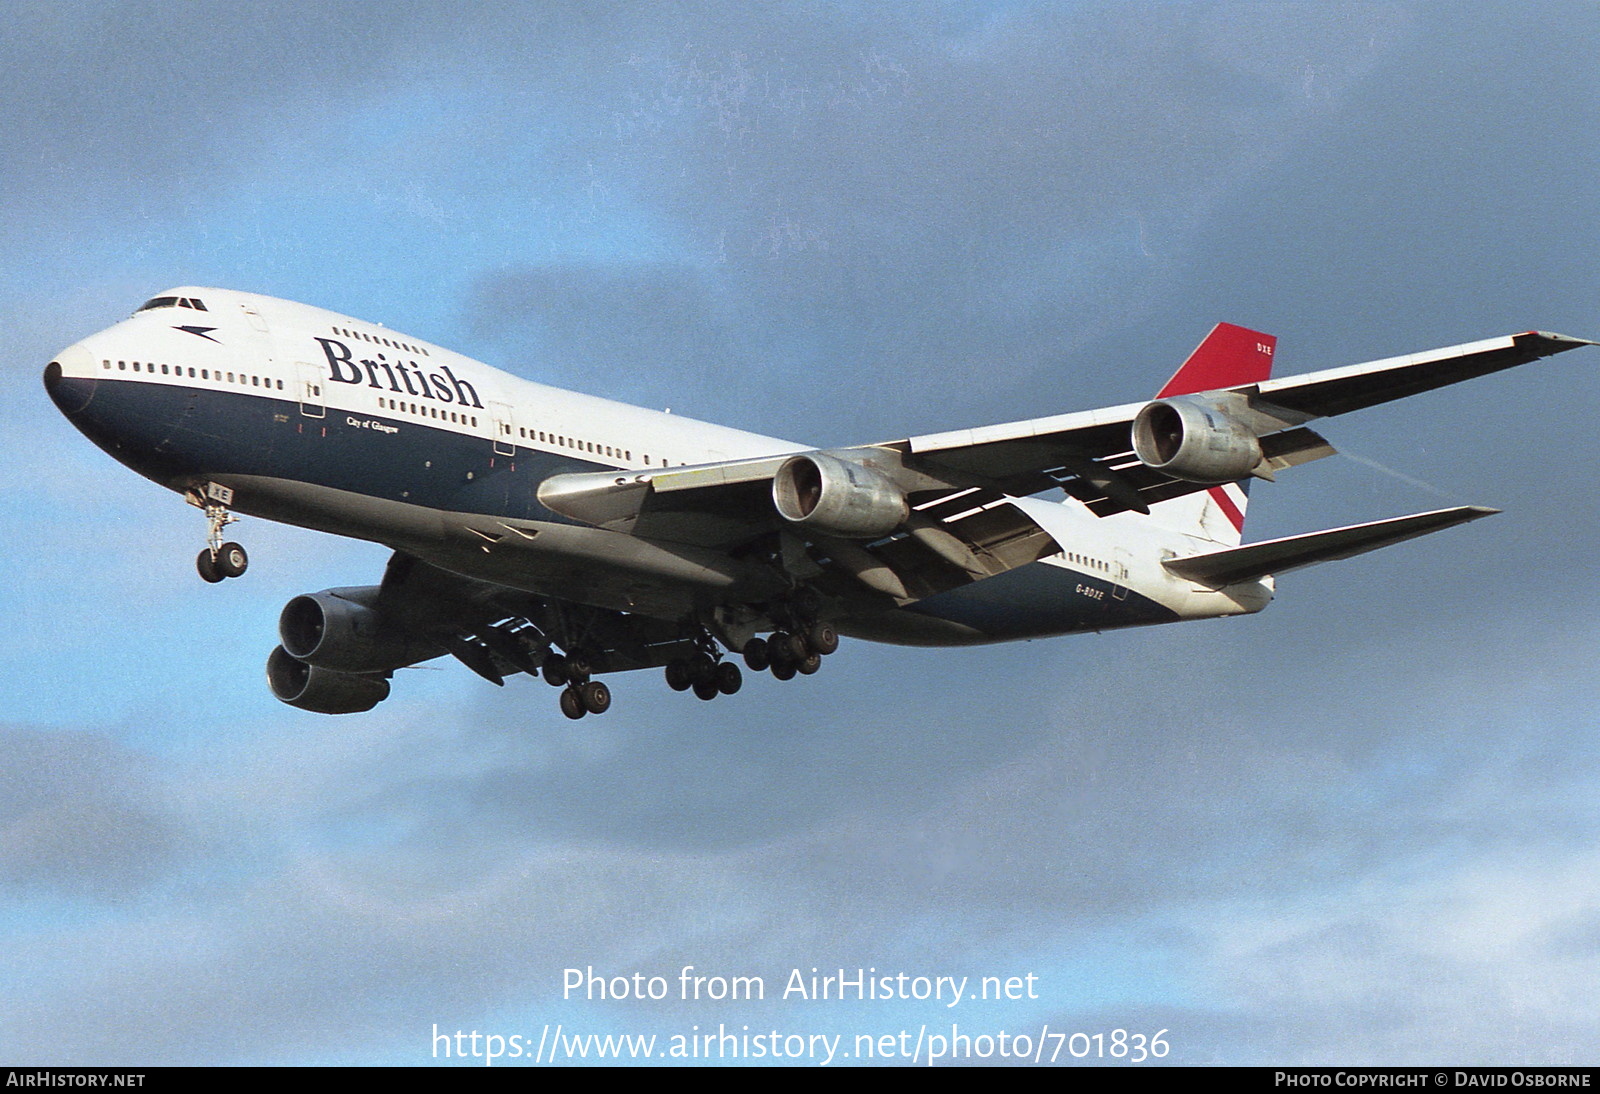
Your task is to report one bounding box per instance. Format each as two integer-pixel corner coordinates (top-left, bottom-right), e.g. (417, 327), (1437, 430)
(58, 375), (606, 520)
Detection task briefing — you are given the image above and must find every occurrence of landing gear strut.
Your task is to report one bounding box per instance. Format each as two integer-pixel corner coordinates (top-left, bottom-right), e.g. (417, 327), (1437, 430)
(193, 497), (248, 583)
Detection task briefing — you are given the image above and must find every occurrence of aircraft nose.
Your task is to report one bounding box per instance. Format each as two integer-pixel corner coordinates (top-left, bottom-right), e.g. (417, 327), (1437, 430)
(43, 343), (98, 416)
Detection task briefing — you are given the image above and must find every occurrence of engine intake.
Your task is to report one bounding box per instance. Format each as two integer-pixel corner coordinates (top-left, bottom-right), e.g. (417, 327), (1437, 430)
(1132, 396), (1264, 484)
(772, 452), (909, 539)
(278, 590), (440, 673)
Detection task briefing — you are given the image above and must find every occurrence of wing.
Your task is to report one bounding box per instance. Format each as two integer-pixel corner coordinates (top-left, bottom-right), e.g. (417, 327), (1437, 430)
(536, 452), (1064, 604)
(902, 329), (1593, 516)
(537, 329), (1592, 602)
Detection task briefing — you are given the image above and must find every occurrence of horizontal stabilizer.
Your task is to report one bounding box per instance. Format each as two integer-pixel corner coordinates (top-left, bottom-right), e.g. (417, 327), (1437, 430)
(1163, 506), (1498, 587)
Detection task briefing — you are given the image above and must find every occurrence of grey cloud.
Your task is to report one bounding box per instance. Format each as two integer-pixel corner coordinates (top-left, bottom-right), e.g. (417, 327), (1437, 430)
(447, 5), (1424, 442)
(6, 596), (1600, 1063)
(464, 261), (748, 413)
(0, 725), (179, 897)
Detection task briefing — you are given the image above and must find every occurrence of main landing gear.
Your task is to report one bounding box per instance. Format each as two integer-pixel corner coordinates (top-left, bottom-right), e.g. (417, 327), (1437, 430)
(662, 619), (839, 701)
(664, 648), (743, 701)
(193, 499), (248, 584)
(740, 620), (837, 683)
(542, 649), (612, 720)
(663, 628), (745, 702)
(518, 610), (842, 722)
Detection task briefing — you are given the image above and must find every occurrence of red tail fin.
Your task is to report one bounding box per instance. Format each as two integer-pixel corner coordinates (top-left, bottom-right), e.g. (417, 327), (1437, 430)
(1155, 322), (1276, 398)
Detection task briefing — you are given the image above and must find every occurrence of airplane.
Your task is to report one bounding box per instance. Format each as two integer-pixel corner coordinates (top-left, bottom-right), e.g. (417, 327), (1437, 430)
(43, 287), (1594, 719)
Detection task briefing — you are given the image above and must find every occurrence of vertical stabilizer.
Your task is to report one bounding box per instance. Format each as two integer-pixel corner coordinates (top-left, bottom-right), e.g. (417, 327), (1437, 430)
(1150, 323), (1276, 546)
(1155, 321), (1275, 397)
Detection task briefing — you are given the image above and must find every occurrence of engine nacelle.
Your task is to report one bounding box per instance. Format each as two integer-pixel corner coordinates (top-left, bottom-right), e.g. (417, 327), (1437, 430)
(267, 645), (391, 714)
(1131, 396), (1264, 484)
(772, 452), (909, 539)
(278, 590), (441, 674)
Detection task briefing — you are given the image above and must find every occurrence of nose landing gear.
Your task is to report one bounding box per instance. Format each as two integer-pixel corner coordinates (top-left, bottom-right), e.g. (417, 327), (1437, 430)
(188, 485), (248, 583)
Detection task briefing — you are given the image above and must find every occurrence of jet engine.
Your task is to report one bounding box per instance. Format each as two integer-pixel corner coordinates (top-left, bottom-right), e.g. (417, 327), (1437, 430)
(277, 590), (441, 673)
(267, 645), (390, 714)
(772, 452), (909, 539)
(1131, 395), (1264, 484)
(268, 589), (445, 713)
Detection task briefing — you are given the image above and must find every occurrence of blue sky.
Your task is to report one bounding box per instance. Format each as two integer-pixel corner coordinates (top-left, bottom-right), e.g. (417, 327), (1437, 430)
(3, 1), (1599, 1066)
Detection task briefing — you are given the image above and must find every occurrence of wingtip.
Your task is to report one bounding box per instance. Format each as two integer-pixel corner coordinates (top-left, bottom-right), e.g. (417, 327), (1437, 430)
(1520, 330), (1599, 350)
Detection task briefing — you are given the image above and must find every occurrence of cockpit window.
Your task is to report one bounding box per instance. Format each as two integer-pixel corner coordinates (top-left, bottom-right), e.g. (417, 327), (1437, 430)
(135, 296), (208, 314)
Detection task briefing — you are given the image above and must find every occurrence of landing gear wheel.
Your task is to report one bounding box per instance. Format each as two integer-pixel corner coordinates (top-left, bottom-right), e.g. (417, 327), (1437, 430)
(665, 658), (693, 691)
(579, 680), (611, 715)
(559, 686), (587, 720)
(689, 652), (717, 686)
(565, 652), (593, 682)
(742, 637), (770, 672)
(543, 655), (570, 688)
(769, 631), (803, 665)
(196, 549), (223, 584)
(771, 661), (797, 682)
(781, 632), (809, 664)
(798, 652), (822, 675)
(692, 677), (720, 700)
(715, 661), (742, 695)
(216, 542), (248, 579)
(804, 621), (838, 656)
